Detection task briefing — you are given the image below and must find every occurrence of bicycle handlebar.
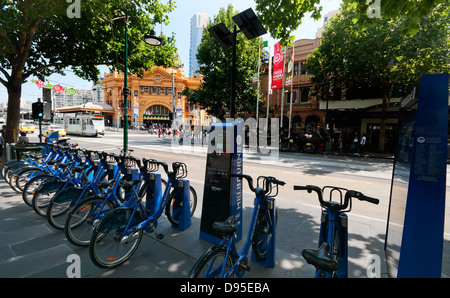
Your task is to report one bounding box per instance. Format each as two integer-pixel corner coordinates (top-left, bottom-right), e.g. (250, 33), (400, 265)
(230, 173), (285, 195)
(293, 184), (379, 210)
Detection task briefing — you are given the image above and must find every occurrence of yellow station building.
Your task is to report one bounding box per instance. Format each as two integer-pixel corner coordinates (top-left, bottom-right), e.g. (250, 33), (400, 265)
(102, 66), (208, 129)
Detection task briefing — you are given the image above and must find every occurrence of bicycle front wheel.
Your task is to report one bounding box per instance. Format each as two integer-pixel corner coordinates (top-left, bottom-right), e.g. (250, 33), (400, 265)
(165, 186), (197, 227)
(188, 246), (234, 278)
(89, 207), (144, 268)
(65, 196), (116, 246)
(252, 209), (277, 261)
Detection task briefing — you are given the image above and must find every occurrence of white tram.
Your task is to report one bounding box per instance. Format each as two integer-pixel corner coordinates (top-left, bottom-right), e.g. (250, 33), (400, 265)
(54, 113), (105, 137)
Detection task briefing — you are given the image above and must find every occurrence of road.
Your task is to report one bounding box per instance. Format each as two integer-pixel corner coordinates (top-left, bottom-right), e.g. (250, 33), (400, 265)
(1, 129), (446, 278)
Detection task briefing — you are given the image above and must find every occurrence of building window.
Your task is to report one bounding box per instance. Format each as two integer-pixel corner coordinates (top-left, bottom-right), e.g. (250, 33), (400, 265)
(294, 63), (299, 76)
(300, 62), (306, 76)
(286, 90), (298, 104)
(299, 87), (311, 103)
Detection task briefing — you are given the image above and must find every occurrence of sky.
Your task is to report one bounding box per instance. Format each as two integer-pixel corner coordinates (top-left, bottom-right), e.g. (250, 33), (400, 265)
(0, 0), (342, 105)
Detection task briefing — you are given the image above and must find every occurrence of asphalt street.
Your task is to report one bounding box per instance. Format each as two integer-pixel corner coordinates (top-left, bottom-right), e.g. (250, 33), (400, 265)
(0, 129), (448, 279)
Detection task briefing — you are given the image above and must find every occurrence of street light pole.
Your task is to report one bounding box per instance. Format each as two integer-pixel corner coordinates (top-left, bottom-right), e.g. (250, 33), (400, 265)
(112, 10), (163, 154)
(123, 15), (129, 153)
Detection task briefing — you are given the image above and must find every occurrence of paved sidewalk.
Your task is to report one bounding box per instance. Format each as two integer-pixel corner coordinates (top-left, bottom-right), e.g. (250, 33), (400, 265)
(0, 176), (390, 278)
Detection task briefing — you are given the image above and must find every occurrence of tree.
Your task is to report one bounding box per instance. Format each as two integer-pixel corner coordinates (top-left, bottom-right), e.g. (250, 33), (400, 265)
(0, 0), (177, 147)
(184, 5), (263, 120)
(254, 0), (447, 45)
(306, 2), (450, 152)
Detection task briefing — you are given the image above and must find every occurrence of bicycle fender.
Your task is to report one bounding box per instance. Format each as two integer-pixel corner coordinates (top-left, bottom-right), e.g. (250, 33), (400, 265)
(13, 166), (41, 175)
(36, 180), (66, 195)
(94, 207), (143, 234)
(52, 186), (85, 203)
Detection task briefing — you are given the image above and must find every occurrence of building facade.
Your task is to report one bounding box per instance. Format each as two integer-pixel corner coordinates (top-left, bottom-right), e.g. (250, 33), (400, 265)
(189, 13), (209, 77)
(101, 66), (206, 129)
(260, 38), (325, 136)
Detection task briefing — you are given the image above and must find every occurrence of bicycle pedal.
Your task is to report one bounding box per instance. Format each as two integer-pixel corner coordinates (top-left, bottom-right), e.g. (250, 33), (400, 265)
(238, 263), (251, 272)
(156, 233), (164, 240)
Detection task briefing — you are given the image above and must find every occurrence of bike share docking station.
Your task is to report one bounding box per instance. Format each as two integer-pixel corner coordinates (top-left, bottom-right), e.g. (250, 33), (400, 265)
(200, 121), (244, 244)
(128, 163), (192, 231)
(199, 121), (277, 268)
(385, 73), (448, 277)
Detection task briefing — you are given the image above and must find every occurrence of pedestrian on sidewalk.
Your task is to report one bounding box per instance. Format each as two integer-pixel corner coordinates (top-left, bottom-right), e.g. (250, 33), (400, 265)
(359, 133), (366, 155)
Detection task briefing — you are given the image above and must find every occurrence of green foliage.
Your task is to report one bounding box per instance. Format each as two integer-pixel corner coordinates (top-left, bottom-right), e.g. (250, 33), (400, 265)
(0, 0), (177, 84)
(186, 5), (263, 119)
(0, 0), (177, 144)
(305, 2), (450, 151)
(306, 2), (450, 101)
(254, 0), (446, 46)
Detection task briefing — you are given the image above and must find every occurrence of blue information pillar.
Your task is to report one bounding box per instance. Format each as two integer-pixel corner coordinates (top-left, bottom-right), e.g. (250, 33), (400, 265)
(386, 73), (448, 277)
(200, 121), (244, 244)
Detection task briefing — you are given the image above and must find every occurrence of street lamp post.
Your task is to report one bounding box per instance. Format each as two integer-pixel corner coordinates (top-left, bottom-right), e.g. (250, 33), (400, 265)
(112, 11), (162, 153)
(208, 8), (266, 119)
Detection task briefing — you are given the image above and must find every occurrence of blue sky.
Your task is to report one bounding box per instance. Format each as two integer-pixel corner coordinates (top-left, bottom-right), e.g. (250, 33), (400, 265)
(0, 0), (342, 104)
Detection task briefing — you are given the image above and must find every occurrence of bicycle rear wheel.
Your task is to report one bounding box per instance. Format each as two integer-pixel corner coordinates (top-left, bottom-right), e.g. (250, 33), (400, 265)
(89, 207), (144, 268)
(164, 186), (197, 227)
(22, 174), (53, 206)
(65, 196), (116, 246)
(46, 186), (89, 230)
(188, 245), (234, 278)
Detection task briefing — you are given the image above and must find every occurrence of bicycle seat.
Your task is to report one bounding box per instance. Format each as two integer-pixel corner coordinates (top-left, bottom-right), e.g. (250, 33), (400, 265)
(57, 161), (74, 169)
(213, 216), (237, 235)
(97, 179), (115, 189)
(73, 164), (90, 172)
(302, 242), (338, 274)
(118, 179), (140, 190)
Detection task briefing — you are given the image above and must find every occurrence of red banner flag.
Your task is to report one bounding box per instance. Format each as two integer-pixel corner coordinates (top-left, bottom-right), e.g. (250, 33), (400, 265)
(271, 41), (284, 89)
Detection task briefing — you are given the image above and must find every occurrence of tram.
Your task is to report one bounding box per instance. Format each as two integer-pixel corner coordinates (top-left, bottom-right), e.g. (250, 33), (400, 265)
(54, 113), (105, 137)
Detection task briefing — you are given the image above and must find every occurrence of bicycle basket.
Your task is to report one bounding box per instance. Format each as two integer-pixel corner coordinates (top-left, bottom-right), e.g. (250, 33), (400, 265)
(173, 162), (187, 179)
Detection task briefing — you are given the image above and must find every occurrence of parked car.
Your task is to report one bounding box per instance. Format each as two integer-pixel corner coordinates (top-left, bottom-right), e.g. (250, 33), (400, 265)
(42, 124), (66, 137)
(19, 123), (35, 133)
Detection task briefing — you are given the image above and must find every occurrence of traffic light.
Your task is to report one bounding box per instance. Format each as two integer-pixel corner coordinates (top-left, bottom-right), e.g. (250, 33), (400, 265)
(32, 102), (44, 119)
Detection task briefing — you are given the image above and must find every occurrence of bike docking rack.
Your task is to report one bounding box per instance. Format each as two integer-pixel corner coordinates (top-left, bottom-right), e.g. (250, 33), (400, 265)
(251, 176), (280, 269)
(141, 159), (192, 231)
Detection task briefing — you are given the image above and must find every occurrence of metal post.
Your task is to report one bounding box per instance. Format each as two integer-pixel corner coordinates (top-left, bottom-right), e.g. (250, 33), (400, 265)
(123, 16), (129, 153)
(230, 25), (237, 119)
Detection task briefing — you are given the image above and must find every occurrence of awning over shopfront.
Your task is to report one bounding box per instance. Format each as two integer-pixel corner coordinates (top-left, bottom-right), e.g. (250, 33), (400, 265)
(55, 102), (114, 113)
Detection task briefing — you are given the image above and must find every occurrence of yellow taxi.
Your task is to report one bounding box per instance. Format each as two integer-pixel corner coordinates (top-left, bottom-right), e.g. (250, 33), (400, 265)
(42, 124), (66, 137)
(19, 123), (35, 133)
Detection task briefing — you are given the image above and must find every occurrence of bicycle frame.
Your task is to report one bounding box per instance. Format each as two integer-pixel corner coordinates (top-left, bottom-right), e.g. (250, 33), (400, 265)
(316, 207), (348, 278)
(118, 170), (183, 237)
(204, 189), (275, 278)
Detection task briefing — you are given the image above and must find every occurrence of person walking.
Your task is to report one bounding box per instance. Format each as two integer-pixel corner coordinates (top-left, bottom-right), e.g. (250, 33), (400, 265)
(359, 133), (366, 155)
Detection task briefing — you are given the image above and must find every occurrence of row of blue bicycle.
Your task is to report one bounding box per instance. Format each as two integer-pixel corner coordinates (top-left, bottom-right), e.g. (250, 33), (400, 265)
(0, 141), (379, 278)
(1, 141), (197, 268)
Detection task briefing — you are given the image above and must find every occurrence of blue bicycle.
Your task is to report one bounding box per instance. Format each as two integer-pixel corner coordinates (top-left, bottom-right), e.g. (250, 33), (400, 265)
(188, 173), (284, 278)
(45, 151), (121, 229)
(89, 160), (197, 268)
(294, 185), (379, 278)
(63, 154), (148, 246)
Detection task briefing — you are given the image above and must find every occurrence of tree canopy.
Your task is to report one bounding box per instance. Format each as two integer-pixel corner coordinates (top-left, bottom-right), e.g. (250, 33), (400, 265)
(184, 5), (263, 120)
(254, 0), (447, 45)
(305, 2), (450, 151)
(0, 0), (177, 144)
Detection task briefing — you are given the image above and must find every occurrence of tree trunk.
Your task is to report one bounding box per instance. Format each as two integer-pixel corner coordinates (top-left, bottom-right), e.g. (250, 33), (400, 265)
(5, 82), (22, 144)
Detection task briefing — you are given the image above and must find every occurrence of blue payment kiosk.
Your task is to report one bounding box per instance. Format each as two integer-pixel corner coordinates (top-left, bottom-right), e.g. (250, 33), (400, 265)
(385, 73), (448, 277)
(200, 121), (244, 244)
